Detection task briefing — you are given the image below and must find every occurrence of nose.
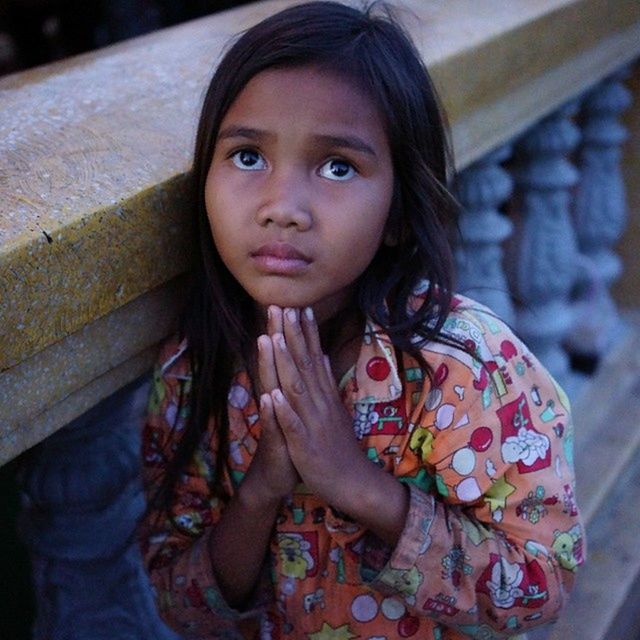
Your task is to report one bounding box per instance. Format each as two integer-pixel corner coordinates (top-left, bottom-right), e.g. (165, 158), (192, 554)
(255, 170), (312, 231)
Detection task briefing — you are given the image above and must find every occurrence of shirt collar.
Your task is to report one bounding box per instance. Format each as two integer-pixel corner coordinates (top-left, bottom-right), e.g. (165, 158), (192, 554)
(346, 317), (403, 405)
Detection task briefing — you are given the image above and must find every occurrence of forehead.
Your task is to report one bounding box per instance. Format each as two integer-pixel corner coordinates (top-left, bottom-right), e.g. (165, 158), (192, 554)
(220, 66), (388, 143)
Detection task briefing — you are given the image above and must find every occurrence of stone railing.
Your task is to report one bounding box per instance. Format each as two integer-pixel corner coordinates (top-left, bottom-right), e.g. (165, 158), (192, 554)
(1, 0), (639, 638)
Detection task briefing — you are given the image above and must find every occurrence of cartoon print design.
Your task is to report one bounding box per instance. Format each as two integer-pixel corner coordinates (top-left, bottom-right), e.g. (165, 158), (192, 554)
(308, 622), (358, 640)
(441, 545), (473, 589)
(381, 567), (423, 606)
(362, 342), (402, 398)
(423, 593), (460, 617)
(380, 596), (406, 621)
(396, 614), (421, 637)
(455, 476), (482, 502)
(487, 558), (524, 608)
(353, 401), (377, 439)
(372, 400), (406, 435)
(447, 426), (495, 477)
(538, 399), (564, 424)
(366, 356), (391, 381)
(228, 382), (250, 409)
(552, 525), (584, 571)
(498, 393), (551, 472)
(516, 486), (558, 524)
(484, 475), (517, 522)
(327, 546), (346, 584)
(141, 297), (583, 638)
(278, 532), (318, 579)
(408, 422), (435, 463)
(476, 554), (549, 609)
(303, 588), (325, 613)
(350, 593), (379, 623)
(460, 517), (496, 547)
(562, 483), (579, 517)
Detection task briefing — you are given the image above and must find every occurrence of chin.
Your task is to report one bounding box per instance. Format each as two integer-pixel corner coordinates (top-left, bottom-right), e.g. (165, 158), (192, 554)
(245, 284), (314, 310)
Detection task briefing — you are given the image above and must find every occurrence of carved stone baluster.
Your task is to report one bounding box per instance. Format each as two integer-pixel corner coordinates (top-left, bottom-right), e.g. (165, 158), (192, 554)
(19, 379), (180, 640)
(455, 145), (516, 325)
(567, 71), (633, 358)
(507, 104), (581, 390)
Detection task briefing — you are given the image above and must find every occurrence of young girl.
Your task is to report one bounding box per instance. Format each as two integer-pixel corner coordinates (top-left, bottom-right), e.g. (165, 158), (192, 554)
(139, 3), (584, 639)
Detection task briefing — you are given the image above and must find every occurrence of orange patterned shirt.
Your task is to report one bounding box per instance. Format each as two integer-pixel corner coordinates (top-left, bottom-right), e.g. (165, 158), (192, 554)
(139, 294), (584, 639)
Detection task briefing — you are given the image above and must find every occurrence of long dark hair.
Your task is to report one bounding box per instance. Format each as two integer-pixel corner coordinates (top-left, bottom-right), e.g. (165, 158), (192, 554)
(154, 1), (465, 516)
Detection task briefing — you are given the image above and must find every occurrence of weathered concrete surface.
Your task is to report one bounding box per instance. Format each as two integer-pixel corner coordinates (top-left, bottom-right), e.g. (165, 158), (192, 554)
(1, 0), (639, 463)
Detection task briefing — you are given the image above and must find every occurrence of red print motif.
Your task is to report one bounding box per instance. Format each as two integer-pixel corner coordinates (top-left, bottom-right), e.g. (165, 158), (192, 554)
(469, 427), (493, 452)
(366, 356), (390, 381)
(476, 554), (549, 610)
(500, 340), (518, 361)
(497, 393), (551, 474)
(371, 398), (406, 435)
(473, 367), (489, 391)
(434, 363), (449, 387)
(423, 594), (459, 617)
(397, 614), (420, 637)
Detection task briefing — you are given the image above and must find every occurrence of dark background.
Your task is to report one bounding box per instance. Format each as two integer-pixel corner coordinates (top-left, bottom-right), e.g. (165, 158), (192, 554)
(0, 0), (256, 76)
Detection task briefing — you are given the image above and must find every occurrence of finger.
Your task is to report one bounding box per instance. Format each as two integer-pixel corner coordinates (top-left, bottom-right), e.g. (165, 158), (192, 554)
(259, 392), (294, 468)
(323, 354), (334, 384)
(271, 332), (309, 402)
(300, 306), (334, 391)
(283, 308), (321, 390)
(259, 392), (275, 429)
(257, 334), (279, 394)
(271, 388), (306, 443)
(259, 392), (283, 438)
(271, 333), (322, 421)
(267, 305), (284, 337)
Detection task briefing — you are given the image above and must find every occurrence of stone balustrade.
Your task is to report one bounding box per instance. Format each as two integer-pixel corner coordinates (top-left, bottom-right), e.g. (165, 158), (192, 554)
(1, 0), (639, 638)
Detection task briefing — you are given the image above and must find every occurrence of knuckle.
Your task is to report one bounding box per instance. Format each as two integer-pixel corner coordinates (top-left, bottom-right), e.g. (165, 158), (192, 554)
(297, 354), (314, 371)
(291, 378), (307, 395)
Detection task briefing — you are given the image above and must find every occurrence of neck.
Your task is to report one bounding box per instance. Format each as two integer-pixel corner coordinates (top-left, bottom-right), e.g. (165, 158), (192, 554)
(319, 305), (364, 383)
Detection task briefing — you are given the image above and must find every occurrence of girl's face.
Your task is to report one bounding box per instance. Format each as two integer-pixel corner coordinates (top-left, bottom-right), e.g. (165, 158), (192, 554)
(205, 66), (394, 323)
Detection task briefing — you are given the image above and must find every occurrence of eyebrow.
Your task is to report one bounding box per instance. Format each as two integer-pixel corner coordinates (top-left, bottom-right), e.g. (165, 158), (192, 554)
(217, 126), (378, 158)
(310, 134), (378, 158)
(217, 126), (275, 143)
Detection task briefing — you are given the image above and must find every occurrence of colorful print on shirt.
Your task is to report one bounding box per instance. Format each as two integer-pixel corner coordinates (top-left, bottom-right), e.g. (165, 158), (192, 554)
(139, 294), (584, 640)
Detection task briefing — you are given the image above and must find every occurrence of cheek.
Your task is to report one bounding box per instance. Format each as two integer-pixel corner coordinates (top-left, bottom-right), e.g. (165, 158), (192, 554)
(204, 173), (232, 238)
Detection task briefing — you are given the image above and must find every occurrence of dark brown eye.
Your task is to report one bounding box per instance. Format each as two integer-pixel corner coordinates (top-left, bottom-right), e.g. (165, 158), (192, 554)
(232, 149), (266, 170)
(319, 159), (356, 181)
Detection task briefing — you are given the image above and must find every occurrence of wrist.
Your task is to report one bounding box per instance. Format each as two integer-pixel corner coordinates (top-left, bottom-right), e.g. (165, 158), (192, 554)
(238, 466), (286, 511)
(328, 460), (410, 546)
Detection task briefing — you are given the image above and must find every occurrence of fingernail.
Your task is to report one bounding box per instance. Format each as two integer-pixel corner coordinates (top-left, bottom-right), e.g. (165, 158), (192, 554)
(285, 308), (297, 324)
(267, 306), (273, 321)
(276, 334), (286, 351)
(304, 307), (314, 322)
(257, 335), (265, 351)
(259, 393), (266, 409)
(273, 388), (284, 404)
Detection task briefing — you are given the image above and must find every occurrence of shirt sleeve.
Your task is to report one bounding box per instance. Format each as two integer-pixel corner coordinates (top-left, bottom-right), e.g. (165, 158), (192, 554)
(360, 309), (585, 638)
(138, 339), (267, 639)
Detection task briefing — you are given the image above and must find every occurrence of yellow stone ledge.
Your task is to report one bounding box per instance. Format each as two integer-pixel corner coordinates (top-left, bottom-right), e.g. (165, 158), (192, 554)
(1, 0), (639, 464)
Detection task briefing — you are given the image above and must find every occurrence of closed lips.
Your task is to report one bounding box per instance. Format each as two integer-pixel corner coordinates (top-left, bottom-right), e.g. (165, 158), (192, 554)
(252, 244), (311, 262)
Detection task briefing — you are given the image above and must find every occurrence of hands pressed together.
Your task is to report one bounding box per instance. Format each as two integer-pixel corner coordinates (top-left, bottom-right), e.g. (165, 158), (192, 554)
(253, 305), (367, 507)
(246, 304), (408, 546)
